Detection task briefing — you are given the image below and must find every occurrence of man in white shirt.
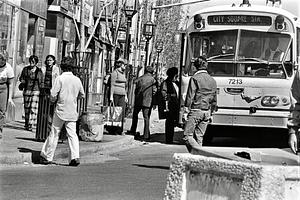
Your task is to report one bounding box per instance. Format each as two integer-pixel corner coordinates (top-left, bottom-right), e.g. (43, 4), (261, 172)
(40, 56), (85, 166)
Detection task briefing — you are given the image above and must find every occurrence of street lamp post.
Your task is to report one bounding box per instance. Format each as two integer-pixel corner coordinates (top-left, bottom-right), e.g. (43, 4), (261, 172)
(123, 0), (138, 116)
(143, 21), (155, 68)
(123, 0), (137, 61)
(155, 41), (163, 79)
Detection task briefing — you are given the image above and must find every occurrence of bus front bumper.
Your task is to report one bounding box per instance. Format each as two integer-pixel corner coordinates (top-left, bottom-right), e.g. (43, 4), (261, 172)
(212, 109), (290, 129)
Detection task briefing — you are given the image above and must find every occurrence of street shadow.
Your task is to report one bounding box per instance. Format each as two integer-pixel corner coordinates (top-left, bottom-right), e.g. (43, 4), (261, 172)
(132, 164), (170, 170)
(205, 126), (289, 148)
(103, 125), (123, 135)
(17, 147), (41, 164)
(147, 131), (185, 145)
(16, 137), (44, 142)
(4, 124), (25, 131)
(17, 148), (74, 166)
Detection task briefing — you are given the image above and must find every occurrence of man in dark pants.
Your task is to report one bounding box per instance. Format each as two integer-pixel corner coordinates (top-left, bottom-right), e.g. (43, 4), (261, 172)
(128, 65), (157, 141)
(183, 56), (217, 152)
(161, 67), (180, 144)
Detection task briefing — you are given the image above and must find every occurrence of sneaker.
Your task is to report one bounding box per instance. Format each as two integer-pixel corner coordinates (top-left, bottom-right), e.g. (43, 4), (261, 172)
(40, 156), (53, 165)
(69, 158), (80, 167)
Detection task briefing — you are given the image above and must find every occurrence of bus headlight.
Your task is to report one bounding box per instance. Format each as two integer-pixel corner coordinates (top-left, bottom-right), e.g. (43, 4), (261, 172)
(281, 96), (290, 106)
(261, 96), (279, 107)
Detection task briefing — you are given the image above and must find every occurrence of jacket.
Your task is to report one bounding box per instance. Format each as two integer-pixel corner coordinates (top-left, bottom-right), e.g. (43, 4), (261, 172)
(161, 78), (180, 114)
(19, 65), (43, 92)
(185, 70), (217, 111)
(134, 73), (157, 107)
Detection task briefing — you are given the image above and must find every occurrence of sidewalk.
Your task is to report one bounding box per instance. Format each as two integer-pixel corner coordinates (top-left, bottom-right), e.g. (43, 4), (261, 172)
(0, 109), (168, 165)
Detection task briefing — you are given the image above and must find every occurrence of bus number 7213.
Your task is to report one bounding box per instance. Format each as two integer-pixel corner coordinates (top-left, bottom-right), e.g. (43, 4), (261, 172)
(229, 79), (243, 84)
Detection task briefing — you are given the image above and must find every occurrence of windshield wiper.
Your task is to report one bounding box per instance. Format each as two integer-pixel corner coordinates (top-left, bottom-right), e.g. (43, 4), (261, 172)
(207, 53), (234, 60)
(238, 57), (268, 64)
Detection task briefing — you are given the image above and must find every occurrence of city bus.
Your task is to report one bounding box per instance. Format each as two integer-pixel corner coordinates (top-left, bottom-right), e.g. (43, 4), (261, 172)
(179, 0), (300, 137)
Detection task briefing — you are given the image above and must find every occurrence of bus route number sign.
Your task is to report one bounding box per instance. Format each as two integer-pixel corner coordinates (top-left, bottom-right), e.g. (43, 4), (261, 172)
(207, 15), (272, 26)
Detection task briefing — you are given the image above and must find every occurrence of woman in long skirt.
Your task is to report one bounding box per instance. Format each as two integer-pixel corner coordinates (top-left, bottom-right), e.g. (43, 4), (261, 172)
(36, 55), (60, 140)
(19, 55), (43, 131)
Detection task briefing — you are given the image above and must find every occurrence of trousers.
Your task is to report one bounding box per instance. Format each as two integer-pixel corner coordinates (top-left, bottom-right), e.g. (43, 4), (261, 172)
(130, 105), (151, 139)
(0, 85), (7, 132)
(182, 109), (210, 152)
(41, 113), (79, 162)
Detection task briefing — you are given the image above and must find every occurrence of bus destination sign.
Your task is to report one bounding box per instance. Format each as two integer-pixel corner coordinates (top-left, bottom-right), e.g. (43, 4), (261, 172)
(207, 15), (272, 26)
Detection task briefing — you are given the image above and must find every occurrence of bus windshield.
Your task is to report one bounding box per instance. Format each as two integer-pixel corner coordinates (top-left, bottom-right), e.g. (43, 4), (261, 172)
(189, 30), (238, 60)
(238, 30), (291, 62)
(187, 30), (292, 78)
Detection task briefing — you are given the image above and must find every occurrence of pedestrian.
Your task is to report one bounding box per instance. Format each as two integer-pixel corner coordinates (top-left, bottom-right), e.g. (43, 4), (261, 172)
(127, 65), (157, 141)
(287, 70), (300, 154)
(0, 53), (15, 139)
(110, 58), (128, 107)
(109, 58), (128, 134)
(40, 56), (85, 166)
(182, 56), (217, 152)
(19, 55), (43, 131)
(41, 55), (60, 95)
(161, 67), (180, 144)
(36, 55), (60, 141)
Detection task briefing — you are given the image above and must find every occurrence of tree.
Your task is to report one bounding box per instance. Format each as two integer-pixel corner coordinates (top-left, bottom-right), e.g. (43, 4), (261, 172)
(154, 0), (184, 76)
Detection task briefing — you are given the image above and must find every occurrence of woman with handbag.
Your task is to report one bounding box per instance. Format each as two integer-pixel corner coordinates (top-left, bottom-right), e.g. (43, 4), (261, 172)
(19, 55), (43, 131)
(109, 58), (128, 134)
(0, 53), (15, 139)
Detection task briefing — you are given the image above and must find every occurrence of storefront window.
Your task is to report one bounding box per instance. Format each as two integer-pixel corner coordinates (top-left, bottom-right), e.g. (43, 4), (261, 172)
(0, 2), (13, 54)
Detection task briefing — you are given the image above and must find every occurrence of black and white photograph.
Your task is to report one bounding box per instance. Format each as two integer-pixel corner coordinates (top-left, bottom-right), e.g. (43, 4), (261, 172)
(0, 0), (299, 199)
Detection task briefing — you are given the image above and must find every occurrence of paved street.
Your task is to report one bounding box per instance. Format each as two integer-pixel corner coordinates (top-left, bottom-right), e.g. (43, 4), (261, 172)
(0, 143), (187, 200)
(0, 125), (292, 200)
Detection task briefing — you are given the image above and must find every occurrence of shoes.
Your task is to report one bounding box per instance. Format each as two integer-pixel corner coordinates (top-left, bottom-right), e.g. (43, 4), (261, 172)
(127, 130), (139, 136)
(134, 134), (143, 140)
(134, 134), (150, 143)
(40, 156), (53, 165)
(25, 125), (32, 131)
(69, 158), (80, 167)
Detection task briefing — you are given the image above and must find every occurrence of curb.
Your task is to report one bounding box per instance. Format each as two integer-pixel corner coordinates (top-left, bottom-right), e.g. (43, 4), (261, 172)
(54, 135), (136, 160)
(0, 135), (137, 165)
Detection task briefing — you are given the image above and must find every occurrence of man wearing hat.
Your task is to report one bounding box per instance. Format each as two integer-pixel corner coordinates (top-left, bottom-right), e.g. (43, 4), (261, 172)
(127, 65), (157, 141)
(182, 56), (217, 152)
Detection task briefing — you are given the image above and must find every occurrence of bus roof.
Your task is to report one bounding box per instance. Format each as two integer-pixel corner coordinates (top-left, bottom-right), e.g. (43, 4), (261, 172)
(191, 4), (298, 22)
(185, 0), (300, 18)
